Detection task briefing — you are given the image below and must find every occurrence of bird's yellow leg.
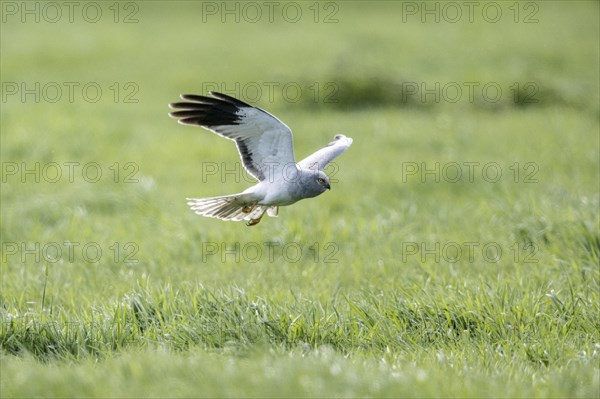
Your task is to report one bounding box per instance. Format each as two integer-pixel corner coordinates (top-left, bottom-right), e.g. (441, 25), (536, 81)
(246, 210), (265, 226)
(246, 216), (262, 226)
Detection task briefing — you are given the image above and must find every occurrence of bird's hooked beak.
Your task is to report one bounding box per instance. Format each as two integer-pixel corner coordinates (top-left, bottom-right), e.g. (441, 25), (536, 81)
(326, 182), (331, 190)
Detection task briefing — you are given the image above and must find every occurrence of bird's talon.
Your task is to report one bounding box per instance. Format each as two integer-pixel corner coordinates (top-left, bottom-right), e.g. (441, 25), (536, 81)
(246, 218), (261, 226)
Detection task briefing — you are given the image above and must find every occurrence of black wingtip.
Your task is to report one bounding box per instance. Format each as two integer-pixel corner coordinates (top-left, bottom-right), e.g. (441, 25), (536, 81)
(168, 92), (246, 127)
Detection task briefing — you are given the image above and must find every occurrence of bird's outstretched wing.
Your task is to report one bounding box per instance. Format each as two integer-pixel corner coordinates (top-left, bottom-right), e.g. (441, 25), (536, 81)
(169, 92), (295, 181)
(297, 134), (353, 171)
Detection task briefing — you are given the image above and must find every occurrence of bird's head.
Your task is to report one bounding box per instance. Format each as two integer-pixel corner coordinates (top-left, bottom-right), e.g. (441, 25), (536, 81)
(293, 169), (331, 200)
(313, 170), (331, 192)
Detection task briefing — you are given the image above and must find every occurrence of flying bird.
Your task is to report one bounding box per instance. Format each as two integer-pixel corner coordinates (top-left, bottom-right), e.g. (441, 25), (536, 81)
(168, 91), (353, 226)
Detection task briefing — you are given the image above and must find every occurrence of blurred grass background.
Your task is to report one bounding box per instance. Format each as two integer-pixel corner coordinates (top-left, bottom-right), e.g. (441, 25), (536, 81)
(1, 1), (599, 398)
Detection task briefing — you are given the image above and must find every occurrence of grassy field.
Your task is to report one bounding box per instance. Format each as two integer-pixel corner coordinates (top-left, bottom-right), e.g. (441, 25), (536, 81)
(1, 1), (599, 397)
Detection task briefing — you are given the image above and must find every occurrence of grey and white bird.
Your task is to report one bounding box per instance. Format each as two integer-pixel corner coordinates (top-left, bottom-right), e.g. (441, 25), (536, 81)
(168, 91), (353, 226)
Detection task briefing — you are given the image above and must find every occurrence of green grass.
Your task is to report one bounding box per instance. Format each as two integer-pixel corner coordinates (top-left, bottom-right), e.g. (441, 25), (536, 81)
(1, 1), (599, 398)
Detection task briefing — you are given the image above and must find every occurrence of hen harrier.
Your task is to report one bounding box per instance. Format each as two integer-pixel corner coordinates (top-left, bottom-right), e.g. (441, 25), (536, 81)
(168, 91), (353, 226)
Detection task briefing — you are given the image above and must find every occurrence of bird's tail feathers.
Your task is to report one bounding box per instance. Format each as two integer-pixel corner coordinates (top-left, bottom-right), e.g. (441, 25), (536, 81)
(186, 193), (277, 222)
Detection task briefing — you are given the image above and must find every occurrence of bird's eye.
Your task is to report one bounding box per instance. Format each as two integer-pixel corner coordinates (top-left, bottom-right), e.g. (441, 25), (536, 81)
(317, 178), (325, 184)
